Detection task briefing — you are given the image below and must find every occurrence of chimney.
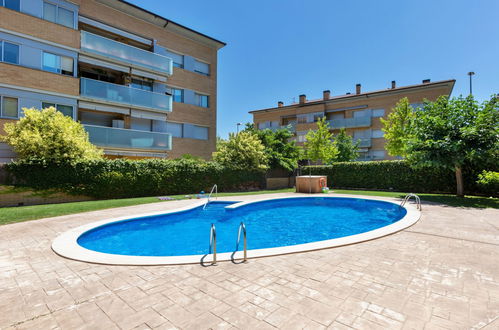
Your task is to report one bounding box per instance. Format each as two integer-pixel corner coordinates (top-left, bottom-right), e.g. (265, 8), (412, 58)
(391, 80), (396, 89)
(277, 101), (283, 107)
(323, 90), (330, 100)
(356, 84), (361, 94)
(422, 79), (431, 84)
(299, 94), (306, 104)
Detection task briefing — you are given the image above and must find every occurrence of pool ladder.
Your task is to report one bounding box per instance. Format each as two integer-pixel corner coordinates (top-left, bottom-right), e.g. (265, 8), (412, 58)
(203, 184), (218, 210)
(208, 222), (247, 265)
(400, 193), (422, 211)
(209, 223), (217, 265)
(236, 222), (247, 262)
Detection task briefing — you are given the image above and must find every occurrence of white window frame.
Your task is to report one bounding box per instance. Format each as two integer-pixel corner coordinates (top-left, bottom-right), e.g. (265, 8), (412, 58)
(41, 51), (74, 76)
(43, 1), (75, 29)
(0, 95), (20, 119)
(195, 93), (209, 108)
(41, 101), (74, 118)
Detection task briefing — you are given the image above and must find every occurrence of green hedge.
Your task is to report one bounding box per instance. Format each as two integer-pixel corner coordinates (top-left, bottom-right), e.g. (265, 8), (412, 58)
(5, 159), (265, 198)
(304, 160), (492, 195)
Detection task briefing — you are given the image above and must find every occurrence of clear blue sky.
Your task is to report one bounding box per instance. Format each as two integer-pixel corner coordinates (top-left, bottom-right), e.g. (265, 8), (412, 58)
(130, 0), (499, 138)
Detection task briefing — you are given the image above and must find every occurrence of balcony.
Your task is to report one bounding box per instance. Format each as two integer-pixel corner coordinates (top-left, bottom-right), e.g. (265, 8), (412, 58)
(80, 78), (172, 112)
(80, 31), (173, 75)
(327, 116), (371, 129)
(354, 138), (372, 148)
(84, 125), (172, 151)
(269, 122), (296, 133)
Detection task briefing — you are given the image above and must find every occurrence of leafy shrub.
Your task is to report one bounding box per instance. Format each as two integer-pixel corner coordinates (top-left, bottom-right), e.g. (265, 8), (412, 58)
(304, 160), (494, 195)
(5, 158), (265, 198)
(1, 107), (102, 164)
(476, 171), (499, 196)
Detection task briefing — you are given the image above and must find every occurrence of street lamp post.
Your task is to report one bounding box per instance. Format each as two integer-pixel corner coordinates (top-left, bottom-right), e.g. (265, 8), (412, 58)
(236, 122), (242, 134)
(467, 71), (475, 95)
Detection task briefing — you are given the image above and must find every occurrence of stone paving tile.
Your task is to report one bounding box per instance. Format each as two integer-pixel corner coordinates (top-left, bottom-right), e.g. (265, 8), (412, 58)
(0, 193), (498, 329)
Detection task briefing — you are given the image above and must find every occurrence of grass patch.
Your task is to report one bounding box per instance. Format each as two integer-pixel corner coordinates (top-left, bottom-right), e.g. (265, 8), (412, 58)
(0, 188), (294, 225)
(0, 187), (496, 226)
(331, 189), (499, 209)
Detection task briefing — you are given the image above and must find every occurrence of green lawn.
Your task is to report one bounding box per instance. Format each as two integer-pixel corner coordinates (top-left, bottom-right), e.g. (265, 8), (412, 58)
(0, 188), (496, 226)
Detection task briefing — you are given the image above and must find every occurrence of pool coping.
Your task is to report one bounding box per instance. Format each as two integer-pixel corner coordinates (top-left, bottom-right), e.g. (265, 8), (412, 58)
(52, 195), (421, 266)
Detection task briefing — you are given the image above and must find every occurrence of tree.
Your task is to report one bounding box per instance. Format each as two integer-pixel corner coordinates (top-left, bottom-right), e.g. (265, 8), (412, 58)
(212, 131), (269, 170)
(332, 128), (360, 162)
(303, 117), (338, 164)
(1, 107), (102, 164)
(405, 95), (498, 196)
(245, 124), (300, 171)
(380, 97), (416, 157)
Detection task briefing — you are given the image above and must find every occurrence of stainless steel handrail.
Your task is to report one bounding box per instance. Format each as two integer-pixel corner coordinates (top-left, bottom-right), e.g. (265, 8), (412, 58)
(203, 184), (218, 210)
(400, 193), (422, 211)
(209, 223), (217, 265)
(236, 222), (247, 262)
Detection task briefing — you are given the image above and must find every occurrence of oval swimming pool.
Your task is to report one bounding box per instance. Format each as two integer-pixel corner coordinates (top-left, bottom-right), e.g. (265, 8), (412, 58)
(76, 197), (407, 257)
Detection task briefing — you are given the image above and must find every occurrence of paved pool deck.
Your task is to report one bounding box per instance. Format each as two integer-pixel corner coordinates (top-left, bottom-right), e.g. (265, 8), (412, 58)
(0, 192), (498, 329)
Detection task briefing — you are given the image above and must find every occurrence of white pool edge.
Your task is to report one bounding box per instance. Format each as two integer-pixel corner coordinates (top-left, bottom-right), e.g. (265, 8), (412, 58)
(52, 195), (421, 266)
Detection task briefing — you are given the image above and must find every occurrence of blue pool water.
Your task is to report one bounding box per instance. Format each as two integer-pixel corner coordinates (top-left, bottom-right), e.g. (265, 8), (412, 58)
(77, 197), (406, 257)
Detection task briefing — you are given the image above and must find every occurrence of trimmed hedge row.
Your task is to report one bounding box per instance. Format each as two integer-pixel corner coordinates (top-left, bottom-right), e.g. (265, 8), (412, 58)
(304, 160), (491, 194)
(5, 159), (265, 198)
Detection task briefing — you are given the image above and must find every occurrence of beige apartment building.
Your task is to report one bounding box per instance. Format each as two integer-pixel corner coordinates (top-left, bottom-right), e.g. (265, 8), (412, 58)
(250, 79), (455, 161)
(0, 0), (225, 162)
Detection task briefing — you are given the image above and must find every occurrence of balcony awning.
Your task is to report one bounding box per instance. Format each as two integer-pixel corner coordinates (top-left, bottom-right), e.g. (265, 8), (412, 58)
(131, 68), (167, 82)
(131, 109), (167, 121)
(79, 56), (129, 73)
(79, 101), (130, 115)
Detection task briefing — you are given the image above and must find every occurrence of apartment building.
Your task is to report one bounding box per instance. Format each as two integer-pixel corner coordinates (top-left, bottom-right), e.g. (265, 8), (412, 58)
(0, 0), (225, 162)
(250, 79), (455, 161)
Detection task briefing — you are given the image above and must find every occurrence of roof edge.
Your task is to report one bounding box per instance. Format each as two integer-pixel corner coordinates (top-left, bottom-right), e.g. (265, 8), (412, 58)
(98, 0), (226, 49)
(249, 79), (456, 114)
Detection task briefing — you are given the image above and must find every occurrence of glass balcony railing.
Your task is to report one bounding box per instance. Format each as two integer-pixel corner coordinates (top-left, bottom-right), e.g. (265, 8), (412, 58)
(81, 31), (173, 75)
(80, 78), (172, 112)
(84, 125), (172, 151)
(354, 138), (372, 148)
(268, 122), (296, 133)
(327, 116), (371, 129)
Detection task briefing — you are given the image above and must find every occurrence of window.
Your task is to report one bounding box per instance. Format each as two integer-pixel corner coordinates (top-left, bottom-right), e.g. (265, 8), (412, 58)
(1, 41), (19, 64)
(172, 88), (184, 103)
(42, 52), (74, 76)
(372, 129), (384, 138)
(43, 2), (74, 28)
(183, 124), (208, 140)
(168, 51), (184, 69)
(372, 109), (385, 117)
(297, 131), (307, 143)
(258, 122), (269, 130)
(165, 122), (183, 138)
(2, 0), (20, 11)
(410, 103), (424, 110)
(130, 79), (153, 92)
(42, 102), (74, 117)
(1, 96), (19, 118)
(370, 150), (385, 160)
(297, 112), (323, 124)
(194, 60), (209, 76)
(195, 93), (209, 108)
